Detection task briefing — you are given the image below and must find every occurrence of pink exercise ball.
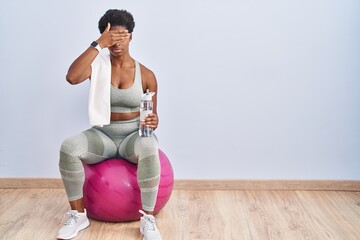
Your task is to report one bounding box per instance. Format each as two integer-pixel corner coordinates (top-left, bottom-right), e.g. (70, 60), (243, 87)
(82, 149), (174, 222)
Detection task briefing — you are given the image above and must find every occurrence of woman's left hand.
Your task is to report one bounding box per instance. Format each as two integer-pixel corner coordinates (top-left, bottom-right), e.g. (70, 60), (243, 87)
(145, 113), (159, 130)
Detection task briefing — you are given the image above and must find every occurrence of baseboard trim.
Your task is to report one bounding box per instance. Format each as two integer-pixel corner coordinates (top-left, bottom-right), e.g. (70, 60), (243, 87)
(0, 178), (64, 189)
(0, 178), (359, 191)
(174, 179), (360, 191)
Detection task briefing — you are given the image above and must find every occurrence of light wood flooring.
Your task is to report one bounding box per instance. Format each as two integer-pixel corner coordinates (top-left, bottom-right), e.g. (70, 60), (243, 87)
(0, 188), (360, 240)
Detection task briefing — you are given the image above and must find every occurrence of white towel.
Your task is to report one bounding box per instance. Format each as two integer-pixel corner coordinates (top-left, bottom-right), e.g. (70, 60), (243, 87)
(88, 54), (111, 127)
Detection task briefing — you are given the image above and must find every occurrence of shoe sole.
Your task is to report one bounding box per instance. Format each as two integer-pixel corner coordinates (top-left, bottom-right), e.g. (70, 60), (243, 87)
(142, 236), (162, 240)
(57, 219), (90, 240)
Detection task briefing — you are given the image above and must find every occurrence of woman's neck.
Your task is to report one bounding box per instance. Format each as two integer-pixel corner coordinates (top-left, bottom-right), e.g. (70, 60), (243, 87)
(110, 54), (133, 67)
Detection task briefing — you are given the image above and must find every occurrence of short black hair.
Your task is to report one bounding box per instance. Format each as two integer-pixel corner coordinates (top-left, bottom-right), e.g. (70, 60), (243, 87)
(98, 9), (135, 33)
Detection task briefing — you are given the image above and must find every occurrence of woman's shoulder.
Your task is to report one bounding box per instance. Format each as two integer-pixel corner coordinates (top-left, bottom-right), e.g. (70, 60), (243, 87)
(138, 62), (156, 80)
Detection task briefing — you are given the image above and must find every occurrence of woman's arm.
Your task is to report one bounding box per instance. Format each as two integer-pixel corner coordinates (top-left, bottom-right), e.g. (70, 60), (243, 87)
(65, 47), (99, 85)
(66, 23), (130, 85)
(141, 65), (159, 130)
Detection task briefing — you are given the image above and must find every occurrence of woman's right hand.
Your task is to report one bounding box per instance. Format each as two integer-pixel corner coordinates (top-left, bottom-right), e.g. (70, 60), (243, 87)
(96, 23), (131, 49)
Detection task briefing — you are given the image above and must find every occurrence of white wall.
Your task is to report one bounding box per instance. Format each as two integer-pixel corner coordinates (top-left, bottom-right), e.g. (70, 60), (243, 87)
(0, 0), (359, 179)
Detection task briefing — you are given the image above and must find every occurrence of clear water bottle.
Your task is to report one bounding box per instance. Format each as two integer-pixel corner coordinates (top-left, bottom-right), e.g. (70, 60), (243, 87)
(139, 89), (155, 137)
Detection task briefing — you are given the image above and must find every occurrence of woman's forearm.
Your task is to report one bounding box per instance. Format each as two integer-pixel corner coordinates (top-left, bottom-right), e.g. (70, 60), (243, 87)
(66, 47), (99, 85)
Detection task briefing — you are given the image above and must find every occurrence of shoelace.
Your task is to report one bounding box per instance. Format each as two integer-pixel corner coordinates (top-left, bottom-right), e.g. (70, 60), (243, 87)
(139, 210), (158, 231)
(64, 211), (79, 226)
(144, 216), (157, 231)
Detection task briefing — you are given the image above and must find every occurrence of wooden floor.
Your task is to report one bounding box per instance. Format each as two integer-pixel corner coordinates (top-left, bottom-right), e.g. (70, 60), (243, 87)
(0, 189), (360, 240)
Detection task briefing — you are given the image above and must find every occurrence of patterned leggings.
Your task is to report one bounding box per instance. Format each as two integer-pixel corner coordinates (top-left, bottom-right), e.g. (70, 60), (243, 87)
(59, 117), (160, 211)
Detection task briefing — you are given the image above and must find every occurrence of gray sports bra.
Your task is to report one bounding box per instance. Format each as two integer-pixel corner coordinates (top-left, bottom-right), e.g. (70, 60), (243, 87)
(110, 61), (143, 113)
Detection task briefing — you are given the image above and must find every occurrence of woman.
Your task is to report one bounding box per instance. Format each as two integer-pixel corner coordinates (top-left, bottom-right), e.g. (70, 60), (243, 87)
(57, 9), (162, 240)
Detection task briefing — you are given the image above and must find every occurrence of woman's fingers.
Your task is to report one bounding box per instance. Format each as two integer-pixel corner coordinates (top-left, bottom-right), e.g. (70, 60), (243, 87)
(145, 114), (158, 129)
(98, 29), (130, 48)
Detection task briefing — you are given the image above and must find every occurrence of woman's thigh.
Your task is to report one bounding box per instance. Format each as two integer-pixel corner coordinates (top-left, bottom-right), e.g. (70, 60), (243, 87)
(61, 128), (118, 165)
(118, 132), (158, 164)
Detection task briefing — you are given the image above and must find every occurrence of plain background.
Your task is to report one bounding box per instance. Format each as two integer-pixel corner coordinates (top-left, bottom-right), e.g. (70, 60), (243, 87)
(0, 0), (359, 179)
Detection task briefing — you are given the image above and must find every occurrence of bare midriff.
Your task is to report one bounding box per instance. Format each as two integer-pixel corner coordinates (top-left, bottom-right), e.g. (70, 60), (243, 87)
(111, 111), (140, 121)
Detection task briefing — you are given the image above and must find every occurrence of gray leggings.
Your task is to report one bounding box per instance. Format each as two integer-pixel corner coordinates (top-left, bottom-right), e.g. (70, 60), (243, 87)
(59, 117), (160, 211)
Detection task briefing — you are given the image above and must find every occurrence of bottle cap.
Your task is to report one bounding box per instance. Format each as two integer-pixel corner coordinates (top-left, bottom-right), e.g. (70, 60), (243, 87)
(141, 89), (155, 101)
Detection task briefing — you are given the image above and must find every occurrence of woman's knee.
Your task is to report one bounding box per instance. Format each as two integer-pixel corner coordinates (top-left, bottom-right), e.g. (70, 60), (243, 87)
(59, 134), (88, 171)
(60, 134), (88, 156)
(136, 136), (159, 156)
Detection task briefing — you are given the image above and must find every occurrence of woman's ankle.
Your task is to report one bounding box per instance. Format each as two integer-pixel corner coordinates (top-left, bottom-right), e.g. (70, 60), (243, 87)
(69, 198), (85, 213)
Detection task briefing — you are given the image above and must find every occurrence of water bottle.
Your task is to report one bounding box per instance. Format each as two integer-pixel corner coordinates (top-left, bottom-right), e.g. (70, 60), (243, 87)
(139, 89), (155, 137)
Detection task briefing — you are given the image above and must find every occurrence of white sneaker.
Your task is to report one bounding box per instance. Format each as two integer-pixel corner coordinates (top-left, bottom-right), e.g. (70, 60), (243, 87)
(139, 210), (162, 240)
(57, 210), (90, 239)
